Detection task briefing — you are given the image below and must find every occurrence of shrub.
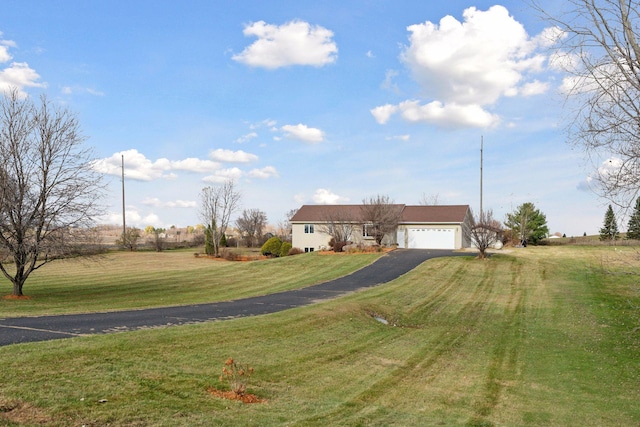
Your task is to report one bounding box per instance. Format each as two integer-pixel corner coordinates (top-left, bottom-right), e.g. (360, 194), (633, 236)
(279, 241), (292, 257)
(288, 247), (304, 256)
(219, 357), (254, 396)
(261, 236), (282, 256)
(328, 238), (348, 252)
(221, 249), (240, 261)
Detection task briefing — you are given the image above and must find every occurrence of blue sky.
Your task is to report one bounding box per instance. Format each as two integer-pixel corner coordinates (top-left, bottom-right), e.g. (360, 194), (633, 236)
(0, 1), (608, 236)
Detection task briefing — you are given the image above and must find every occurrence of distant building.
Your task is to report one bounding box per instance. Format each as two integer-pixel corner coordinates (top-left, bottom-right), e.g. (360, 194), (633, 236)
(290, 204), (472, 252)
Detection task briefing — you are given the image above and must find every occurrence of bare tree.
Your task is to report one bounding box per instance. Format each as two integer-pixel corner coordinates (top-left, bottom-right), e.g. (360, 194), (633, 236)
(276, 208), (298, 242)
(199, 180), (241, 257)
(317, 207), (356, 251)
(146, 227), (166, 252)
(536, 0), (640, 210)
(236, 209), (267, 247)
(468, 209), (503, 260)
(0, 88), (104, 296)
(360, 195), (403, 245)
(116, 227), (141, 251)
(419, 192), (440, 205)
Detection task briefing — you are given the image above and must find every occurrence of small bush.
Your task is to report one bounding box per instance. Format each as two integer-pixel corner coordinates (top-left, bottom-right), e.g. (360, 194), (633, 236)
(219, 357), (254, 396)
(221, 249), (240, 261)
(261, 236), (283, 256)
(288, 247), (304, 256)
(328, 238), (348, 252)
(279, 241), (292, 257)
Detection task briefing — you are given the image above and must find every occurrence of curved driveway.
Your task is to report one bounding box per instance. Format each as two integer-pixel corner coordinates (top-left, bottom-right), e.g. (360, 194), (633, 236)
(0, 249), (469, 347)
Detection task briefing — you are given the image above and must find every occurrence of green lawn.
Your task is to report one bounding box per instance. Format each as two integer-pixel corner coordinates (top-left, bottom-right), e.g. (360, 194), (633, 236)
(0, 250), (381, 317)
(0, 246), (638, 426)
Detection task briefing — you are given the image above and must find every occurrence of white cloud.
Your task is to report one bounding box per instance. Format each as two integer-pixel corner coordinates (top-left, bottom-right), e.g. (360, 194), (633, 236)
(86, 88), (105, 96)
(398, 99), (500, 128)
(312, 188), (349, 204)
(534, 26), (566, 48)
(234, 132), (258, 144)
(93, 149), (169, 181)
(171, 157), (220, 173)
(386, 134), (410, 141)
(402, 5), (540, 105)
(0, 36), (16, 63)
(374, 5), (554, 129)
(0, 44), (12, 62)
(143, 197), (162, 207)
(249, 119), (277, 130)
(165, 200), (197, 208)
(142, 197), (196, 209)
(248, 166), (279, 179)
(61, 86), (105, 97)
(281, 123), (325, 143)
(232, 20), (338, 69)
(93, 149), (221, 181)
(209, 148), (258, 163)
(578, 157), (640, 195)
(520, 80), (549, 96)
(370, 104), (399, 124)
(141, 213), (162, 226)
(101, 208), (162, 228)
(0, 62), (46, 95)
(202, 167), (243, 183)
(0, 35), (45, 95)
(381, 69), (400, 92)
(577, 175), (593, 192)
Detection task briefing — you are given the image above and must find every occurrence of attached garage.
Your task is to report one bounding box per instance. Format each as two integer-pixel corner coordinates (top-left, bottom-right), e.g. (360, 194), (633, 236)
(397, 205), (472, 250)
(407, 227), (456, 249)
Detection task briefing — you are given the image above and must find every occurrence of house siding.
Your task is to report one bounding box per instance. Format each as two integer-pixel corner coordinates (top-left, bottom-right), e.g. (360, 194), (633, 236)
(291, 223), (381, 251)
(291, 223), (331, 251)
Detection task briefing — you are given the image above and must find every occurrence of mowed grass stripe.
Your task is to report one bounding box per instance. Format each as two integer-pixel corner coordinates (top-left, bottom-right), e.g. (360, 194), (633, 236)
(0, 251), (381, 316)
(298, 256), (503, 425)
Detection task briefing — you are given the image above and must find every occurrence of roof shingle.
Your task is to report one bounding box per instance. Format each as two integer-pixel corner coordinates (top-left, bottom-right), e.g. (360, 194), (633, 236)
(290, 204), (470, 224)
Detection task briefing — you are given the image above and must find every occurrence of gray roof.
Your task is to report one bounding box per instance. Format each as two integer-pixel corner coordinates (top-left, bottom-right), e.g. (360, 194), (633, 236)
(291, 204), (470, 224)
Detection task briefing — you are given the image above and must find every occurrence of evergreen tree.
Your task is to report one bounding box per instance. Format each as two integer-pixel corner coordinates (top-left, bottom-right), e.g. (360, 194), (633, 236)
(599, 205), (619, 241)
(504, 202), (549, 245)
(626, 198), (640, 240)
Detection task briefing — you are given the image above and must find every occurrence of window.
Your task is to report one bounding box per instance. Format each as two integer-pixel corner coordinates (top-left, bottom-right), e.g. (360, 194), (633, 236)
(362, 223), (375, 238)
(304, 247), (314, 253)
(304, 224), (314, 234)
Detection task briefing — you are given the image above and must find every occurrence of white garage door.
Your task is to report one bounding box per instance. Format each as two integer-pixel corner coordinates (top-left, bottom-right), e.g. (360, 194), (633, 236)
(407, 228), (455, 249)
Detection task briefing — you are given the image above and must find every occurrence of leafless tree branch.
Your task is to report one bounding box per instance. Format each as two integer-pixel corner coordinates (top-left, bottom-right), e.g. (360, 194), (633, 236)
(0, 87), (105, 295)
(199, 180), (241, 257)
(535, 0), (640, 211)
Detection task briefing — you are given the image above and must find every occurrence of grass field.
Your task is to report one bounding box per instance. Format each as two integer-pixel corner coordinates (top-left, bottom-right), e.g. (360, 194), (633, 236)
(0, 246), (638, 426)
(0, 250), (381, 317)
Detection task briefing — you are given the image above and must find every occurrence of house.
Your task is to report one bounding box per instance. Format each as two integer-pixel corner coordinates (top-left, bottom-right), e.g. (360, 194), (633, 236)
(290, 204), (473, 252)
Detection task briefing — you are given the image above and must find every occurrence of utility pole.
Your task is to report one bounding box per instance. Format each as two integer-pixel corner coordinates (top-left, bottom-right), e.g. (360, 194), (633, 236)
(480, 136), (483, 219)
(121, 155), (126, 241)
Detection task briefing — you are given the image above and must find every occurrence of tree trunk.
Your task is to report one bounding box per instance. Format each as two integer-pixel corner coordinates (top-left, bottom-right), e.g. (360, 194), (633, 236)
(13, 281), (23, 296)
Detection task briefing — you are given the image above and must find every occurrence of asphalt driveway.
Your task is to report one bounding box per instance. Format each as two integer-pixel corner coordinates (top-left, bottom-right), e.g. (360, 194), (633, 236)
(0, 249), (469, 347)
